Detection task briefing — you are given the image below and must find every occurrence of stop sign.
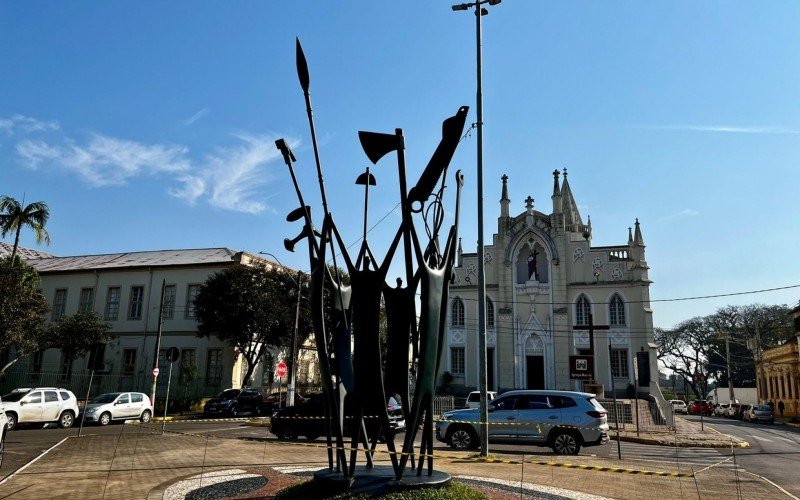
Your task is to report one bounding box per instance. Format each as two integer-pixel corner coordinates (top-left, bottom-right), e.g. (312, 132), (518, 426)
(152, 367), (160, 377)
(276, 361), (288, 378)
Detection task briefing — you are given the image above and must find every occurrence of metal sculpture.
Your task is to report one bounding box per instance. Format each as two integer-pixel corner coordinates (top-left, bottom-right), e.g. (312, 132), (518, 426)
(277, 38), (468, 487)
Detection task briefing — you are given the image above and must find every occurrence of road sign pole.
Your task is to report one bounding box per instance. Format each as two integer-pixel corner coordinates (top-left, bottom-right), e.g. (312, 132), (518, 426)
(608, 342), (621, 459)
(162, 362), (173, 435)
(78, 369), (95, 438)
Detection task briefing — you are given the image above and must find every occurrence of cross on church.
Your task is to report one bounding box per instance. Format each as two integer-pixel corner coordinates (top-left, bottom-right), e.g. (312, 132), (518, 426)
(572, 313), (610, 382)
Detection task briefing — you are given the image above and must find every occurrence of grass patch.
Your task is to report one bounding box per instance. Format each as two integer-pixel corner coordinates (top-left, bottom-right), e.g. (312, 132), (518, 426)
(275, 480), (486, 499)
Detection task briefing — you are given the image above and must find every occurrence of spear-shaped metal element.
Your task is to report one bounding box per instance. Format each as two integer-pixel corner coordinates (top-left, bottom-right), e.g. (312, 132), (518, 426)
(354, 167), (376, 244)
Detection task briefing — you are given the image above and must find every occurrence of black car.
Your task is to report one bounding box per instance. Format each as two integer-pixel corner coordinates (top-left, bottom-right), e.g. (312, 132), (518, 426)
(204, 388), (264, 417)
(270, 394), (405, 441)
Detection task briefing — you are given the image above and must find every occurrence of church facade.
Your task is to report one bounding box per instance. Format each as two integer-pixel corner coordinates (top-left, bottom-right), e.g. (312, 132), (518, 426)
(441, 170), (658, 397)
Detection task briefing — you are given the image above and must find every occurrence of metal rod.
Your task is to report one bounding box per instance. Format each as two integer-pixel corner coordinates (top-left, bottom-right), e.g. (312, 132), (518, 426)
(78, 369), (95, 437)
(288, 270), (302, 406)
(608, 342), (622, 459)
(161, 361), (173, 435)
(149, 279), (166, 405)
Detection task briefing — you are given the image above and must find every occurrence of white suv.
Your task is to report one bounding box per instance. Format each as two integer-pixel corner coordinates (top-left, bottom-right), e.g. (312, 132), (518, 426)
(2, 388), (79, 430)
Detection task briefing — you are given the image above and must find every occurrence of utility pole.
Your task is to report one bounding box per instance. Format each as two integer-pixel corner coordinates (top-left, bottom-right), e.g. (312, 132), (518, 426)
(287, 270), (303, 406)
(150, 279), (166, 406)
(725, 334), (734, 404)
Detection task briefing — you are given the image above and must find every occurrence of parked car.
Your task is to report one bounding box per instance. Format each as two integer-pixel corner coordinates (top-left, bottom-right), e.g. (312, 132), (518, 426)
(688, 400), (713, 416)
(204, 388), (264, 417)
(466, 391), (498, 409)
(81, 392), (153, 426)
(262, 392), (307, 413)
(714, 403), (729, 417)
(726, 403), (741, 418)
(734, 404), (750, 420)
(270, 394), (405, 441)
(0, 396), (8, 467)
(436, 390), (609, 455)
(2, 387), (79, 430)
(743, 404), (774, 424)
(669, 400), (688, 415)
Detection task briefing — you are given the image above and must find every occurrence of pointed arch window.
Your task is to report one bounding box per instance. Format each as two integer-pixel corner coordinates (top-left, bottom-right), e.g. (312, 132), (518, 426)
(609, 294), (626, 326)
(486, 298), (495, 328)
(451, 299), (465, 327)
(575, 295), (591, 326)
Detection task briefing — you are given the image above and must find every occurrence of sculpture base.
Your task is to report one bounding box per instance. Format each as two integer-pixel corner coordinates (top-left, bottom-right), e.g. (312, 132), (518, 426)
(313, 465), (450, 494)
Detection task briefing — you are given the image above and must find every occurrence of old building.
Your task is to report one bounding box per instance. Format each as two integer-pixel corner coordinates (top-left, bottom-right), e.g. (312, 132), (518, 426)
(0, 247), (318, 400)
(442, 170), (658, 397)
(756, 302), (800, 418)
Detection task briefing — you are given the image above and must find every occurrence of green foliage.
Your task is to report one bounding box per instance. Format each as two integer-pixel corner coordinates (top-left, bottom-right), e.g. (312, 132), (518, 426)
(0, 256), (48, 372)
(47, 312), (111, 360)
(275, 480), (486, 500)
(194, 263), (306, 385)
(0, 195), (51, 259)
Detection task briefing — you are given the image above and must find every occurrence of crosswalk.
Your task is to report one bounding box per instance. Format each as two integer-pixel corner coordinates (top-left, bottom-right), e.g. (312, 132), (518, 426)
(598, 441), (742, 471)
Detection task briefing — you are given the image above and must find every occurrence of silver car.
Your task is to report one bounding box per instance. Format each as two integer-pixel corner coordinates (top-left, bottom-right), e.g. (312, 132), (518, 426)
(436, 390), (609, 455)
(82, 392), (153, 425)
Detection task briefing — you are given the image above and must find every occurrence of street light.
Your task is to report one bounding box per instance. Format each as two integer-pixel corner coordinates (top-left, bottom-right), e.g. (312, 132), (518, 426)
(259, 251), (305, 407)
(451, 0), (502, 458)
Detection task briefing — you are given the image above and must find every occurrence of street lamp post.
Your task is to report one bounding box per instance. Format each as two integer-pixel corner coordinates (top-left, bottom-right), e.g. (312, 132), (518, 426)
(452, 0), (501, 458)
(260, 252), (304, 407)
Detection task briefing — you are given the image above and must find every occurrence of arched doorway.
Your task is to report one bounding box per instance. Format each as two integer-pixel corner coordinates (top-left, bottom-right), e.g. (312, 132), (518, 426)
(525, 335), (545, 390)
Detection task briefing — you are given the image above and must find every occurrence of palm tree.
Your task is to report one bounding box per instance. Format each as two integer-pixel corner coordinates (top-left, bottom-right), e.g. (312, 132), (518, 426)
(0, 195), (51, 260)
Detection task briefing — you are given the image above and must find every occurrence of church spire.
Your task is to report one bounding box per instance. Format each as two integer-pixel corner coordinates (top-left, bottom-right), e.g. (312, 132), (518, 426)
(634, 218), (645, 246)
(551, 169), (562, 214)
(628, 226), (634, 246)
(561, 167), (583, 228)
(500, 174), (510, 218)
(457, 237), (463, 266)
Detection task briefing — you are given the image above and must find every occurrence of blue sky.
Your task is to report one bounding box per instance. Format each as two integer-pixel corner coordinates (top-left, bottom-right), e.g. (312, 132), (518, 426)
(2, 1), (799, 328)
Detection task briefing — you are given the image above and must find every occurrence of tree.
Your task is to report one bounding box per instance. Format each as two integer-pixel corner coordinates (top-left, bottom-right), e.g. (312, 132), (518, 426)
(0, 196), (51, 260)
(0, 256), (49, 374)
(47, 312), (111, 364)
(655, 317), (716, 399)
(194, 264), (305, 386)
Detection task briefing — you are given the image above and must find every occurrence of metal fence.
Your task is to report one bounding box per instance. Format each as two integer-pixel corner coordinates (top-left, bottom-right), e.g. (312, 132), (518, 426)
(433, 395), (455, 416)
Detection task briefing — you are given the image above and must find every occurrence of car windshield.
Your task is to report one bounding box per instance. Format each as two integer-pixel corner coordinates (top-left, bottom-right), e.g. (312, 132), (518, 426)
(588, 397), (605, 411)
(754, 405), (771, 412)
(2, 390), (30, 402)
(218, 389), (240, 399)
(91, 393), (121, 404)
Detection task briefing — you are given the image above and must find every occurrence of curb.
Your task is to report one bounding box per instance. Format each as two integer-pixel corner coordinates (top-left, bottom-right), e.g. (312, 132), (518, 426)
(783, 421), (800, 429)
(611, 435), (749, 448)
(244, 419), (271, 428)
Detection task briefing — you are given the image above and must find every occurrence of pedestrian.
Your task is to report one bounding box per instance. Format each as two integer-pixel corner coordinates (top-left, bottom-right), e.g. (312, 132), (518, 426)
(768, 400), (775, 411)
(778, 400), (785, 416)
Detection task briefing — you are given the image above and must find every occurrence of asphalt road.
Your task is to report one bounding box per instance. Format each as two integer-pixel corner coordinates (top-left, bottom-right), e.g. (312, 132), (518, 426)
(683, 414), (800, 497)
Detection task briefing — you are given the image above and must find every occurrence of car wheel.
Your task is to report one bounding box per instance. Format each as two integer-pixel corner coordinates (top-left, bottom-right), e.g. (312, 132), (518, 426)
(99, 412), (112, 426)
(140, 410), (152, 423)
(447, 426), (477, 450)
(59, 411), (75, 429)
(229, 407), (238, 418)
(551, 431), (582, 455)
(5, 414), (16, 431)
(276, 428), (297, 440)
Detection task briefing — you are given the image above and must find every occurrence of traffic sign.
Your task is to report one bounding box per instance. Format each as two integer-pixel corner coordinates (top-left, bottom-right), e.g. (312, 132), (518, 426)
(166, 347), (180, 363)
(152, 367), (160, 377)
(276, 360), (288, 378)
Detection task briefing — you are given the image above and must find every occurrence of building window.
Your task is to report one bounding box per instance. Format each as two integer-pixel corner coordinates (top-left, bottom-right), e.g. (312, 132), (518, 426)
(79, 287), (95, 313)
(87, 343), (106, 371)
(122, 349), (137, 377)
(185, 284), (200, 319)
(52, 289), (67, 321)
(128, 286), (144, 320)
(59, 354), (73, 381)
(179, 349), (197, 383)
(611, 349), (629, 378)
(609, 294), (625, 326)
(105, 287), (121, 320)
(487, 298), (495, 328)
(206, 348), (223, 385)
(451, 299), (465, 327)
(450, 347), (465, 375)
(575, 295), (591, 326)
(162, 285), (176, 319)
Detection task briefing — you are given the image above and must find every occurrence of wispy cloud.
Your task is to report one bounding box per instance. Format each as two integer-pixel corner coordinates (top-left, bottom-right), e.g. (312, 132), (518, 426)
(660, 208), (699, 222)
(17, 135), (190, 187)
(170, 133), (293, 214)
(11, 115), (294, 214)
(181, 108), (210, 126)
(637, 125), (800, 135)
(0, 114), (59, 135)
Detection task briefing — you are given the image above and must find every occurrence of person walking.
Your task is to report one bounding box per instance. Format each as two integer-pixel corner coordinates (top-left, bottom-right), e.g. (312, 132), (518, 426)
(778, 400), (785, 417)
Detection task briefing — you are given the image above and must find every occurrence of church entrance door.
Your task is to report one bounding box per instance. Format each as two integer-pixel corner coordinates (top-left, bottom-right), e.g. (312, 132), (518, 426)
(526, 356), (545, 390)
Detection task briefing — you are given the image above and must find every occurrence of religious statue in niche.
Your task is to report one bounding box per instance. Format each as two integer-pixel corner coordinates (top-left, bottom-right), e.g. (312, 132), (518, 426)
(527, 248), (539, 281)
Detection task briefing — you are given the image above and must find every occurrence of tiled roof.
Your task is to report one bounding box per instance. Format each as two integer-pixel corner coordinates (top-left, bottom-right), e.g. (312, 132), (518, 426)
(0, 242), (55, 259)
(27, 248), (245, 273)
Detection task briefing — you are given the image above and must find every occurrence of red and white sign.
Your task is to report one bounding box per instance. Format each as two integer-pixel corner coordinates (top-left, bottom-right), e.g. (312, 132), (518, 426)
(152, 367), (160, 377)
(276, 361), (288, 378)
